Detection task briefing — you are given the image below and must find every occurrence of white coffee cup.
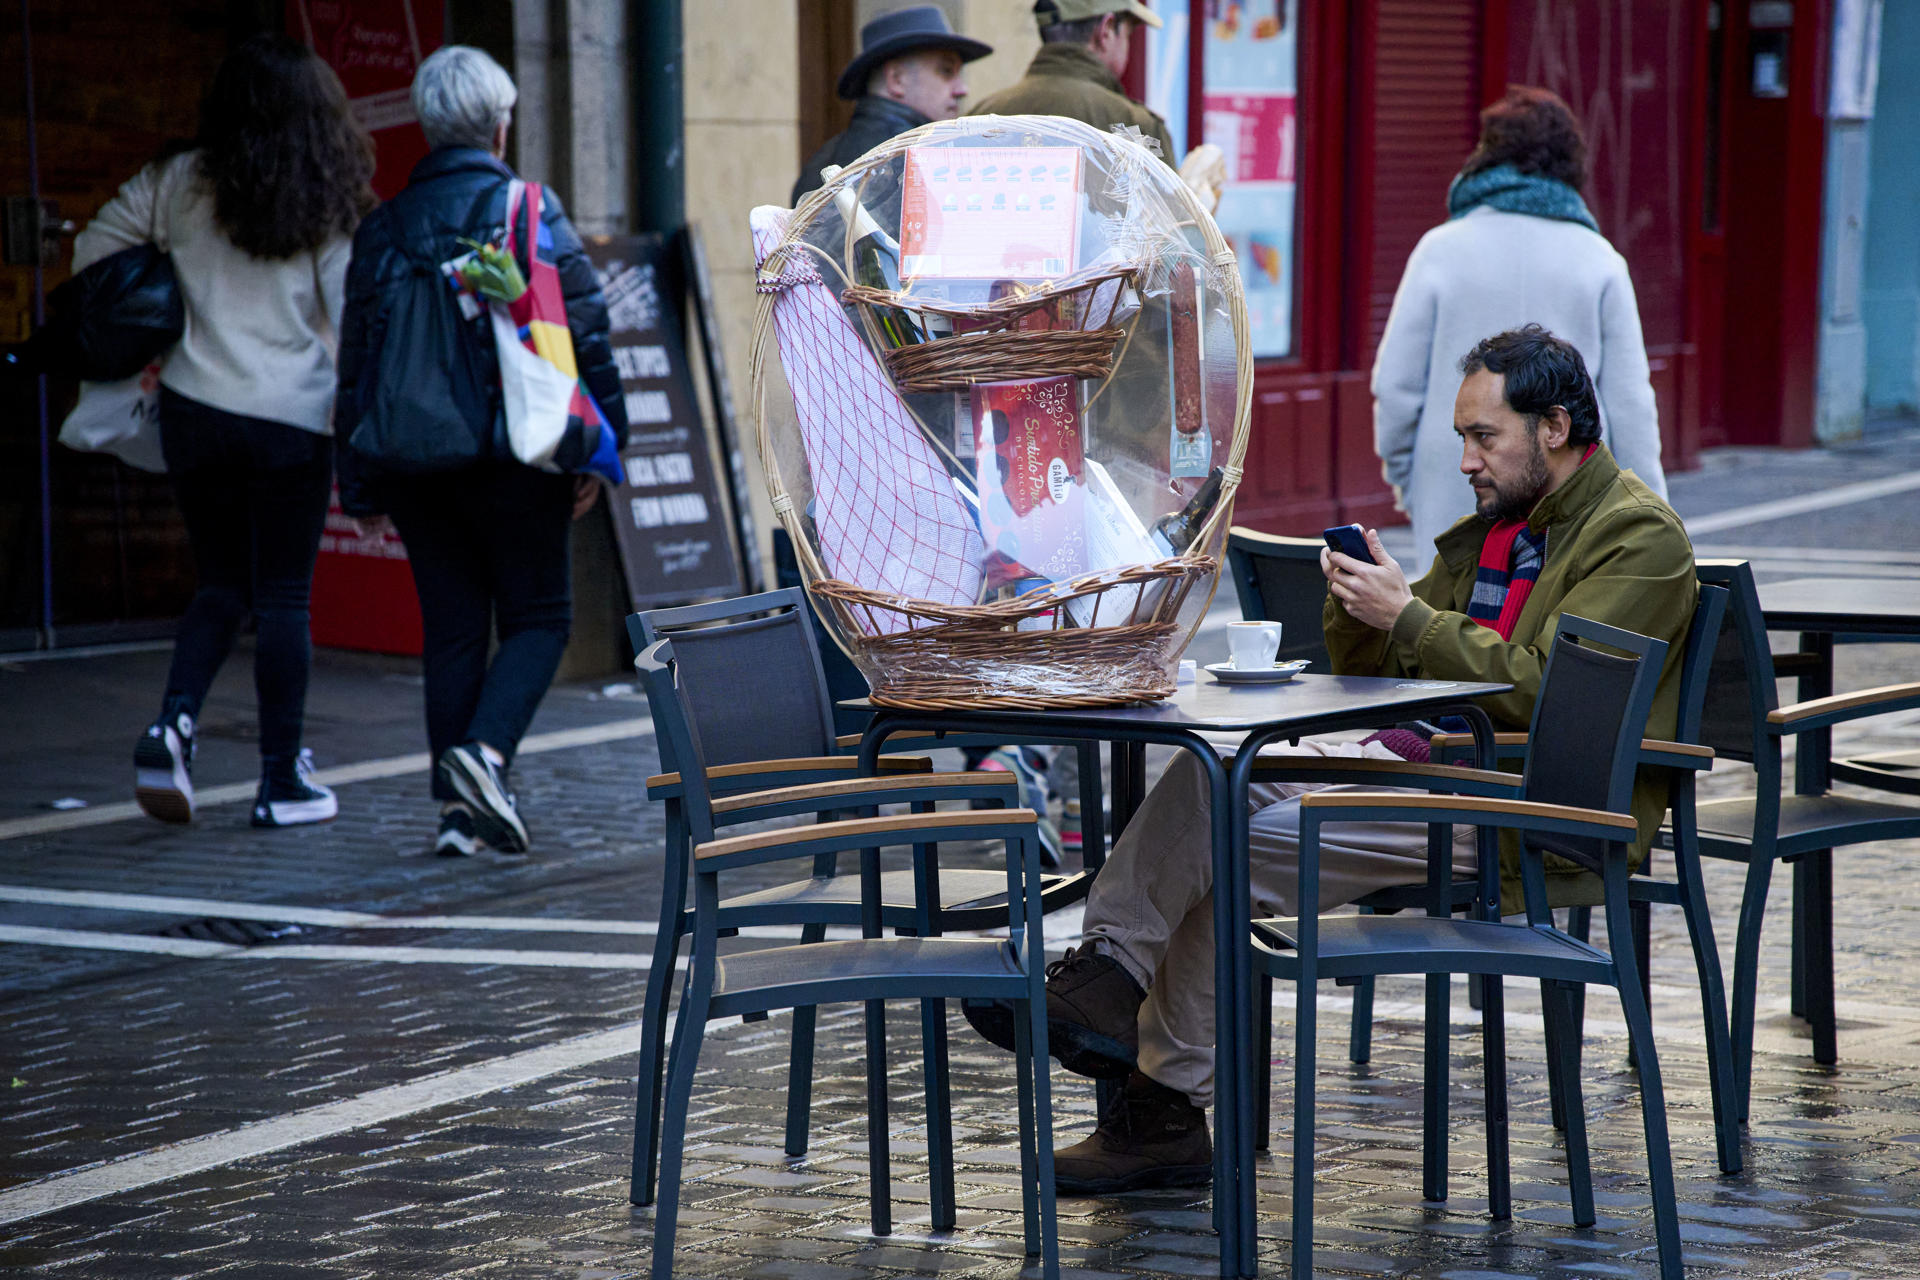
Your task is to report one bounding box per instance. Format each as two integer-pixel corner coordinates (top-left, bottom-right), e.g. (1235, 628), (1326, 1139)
(1227, 620), (1283, 670)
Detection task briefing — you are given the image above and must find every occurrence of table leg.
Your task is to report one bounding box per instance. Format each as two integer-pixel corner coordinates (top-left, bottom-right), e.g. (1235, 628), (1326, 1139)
(1791, 633), (1836, 1048)
(1195, 742), (1244, 1278)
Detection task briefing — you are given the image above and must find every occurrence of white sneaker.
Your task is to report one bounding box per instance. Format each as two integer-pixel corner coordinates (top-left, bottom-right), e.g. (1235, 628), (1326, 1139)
(437, 743), (529, 853)
(135, 711), (196, 824)
(251, 749), (338, 828)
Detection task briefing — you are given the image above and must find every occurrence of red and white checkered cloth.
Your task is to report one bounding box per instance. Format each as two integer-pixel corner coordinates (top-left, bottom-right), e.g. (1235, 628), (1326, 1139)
(751, 207), (984, 633)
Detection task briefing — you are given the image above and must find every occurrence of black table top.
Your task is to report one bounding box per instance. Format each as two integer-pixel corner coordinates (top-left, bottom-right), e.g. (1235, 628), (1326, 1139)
(1757, 577), (1920, 636)
(847, 673), (1513, 734)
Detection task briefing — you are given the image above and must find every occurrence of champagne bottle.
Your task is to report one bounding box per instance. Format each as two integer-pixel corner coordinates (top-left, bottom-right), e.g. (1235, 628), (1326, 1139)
(831, 185), (925, 349)
(1150, 466), (1225, 556)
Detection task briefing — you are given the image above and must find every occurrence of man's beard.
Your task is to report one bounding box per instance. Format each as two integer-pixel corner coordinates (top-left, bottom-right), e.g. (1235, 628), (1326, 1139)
(1474, 435), (1552, 523)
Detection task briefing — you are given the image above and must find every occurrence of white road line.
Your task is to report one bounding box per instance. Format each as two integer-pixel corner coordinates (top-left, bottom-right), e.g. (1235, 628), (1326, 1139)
(0, 1021), (647, 1227)
(1683, 470), (1920, 536)
(0, 716), (654, 843)
(0, 924), (654, 968)
(1692, 544), (1920, 566)
(0, 885), (658, 934)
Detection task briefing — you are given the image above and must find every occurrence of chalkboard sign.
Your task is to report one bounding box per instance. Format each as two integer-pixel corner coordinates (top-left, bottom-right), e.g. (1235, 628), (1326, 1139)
(585, 234), (743, 608)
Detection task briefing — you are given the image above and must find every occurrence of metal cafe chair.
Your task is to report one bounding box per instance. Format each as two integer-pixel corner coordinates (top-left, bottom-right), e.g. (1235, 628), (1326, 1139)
(625, 589), (1098, 1213)
(1423, 586), (1741, 1175)
(1251, 616), (1683, 1280)
(1684, 559), (1920, 1119)
(1223, 526), (1333, 671)
(635, 638), (1059, 1280)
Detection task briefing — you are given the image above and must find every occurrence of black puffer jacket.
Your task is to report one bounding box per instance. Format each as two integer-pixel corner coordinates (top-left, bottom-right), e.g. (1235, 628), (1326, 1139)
(334, 147), (626, 515)
(792, 96), (931, 206)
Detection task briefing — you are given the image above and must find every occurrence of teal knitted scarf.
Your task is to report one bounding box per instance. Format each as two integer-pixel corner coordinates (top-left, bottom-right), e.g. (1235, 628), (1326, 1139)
(1446, 163), (1599, 233)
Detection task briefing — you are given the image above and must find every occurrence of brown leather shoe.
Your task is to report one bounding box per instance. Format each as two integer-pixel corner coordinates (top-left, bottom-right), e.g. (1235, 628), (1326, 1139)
(1056, 1071), (1213, 1195)
(961, 941), (1145, 1078)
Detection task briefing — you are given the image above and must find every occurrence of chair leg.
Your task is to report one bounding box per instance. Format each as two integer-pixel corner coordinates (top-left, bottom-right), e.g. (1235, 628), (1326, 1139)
(1625, 900), (1651, 1072)
(1012, 996), (1040, 1257)
(1254, 970), (1273, 1151)
(1479, 975), (1511, 1221)
(1349, 908), (1376, 1065)
(629, 911), (684, 1205)
(1610, 911), (1684, 1280)
(864, 995), (891, 1236)
(1421, 971), (1448, 1203)
(649, 983), (710, 1280)
(1790, 857), (1807, 1019)
(919, 998), (956, 1230)
(1543, 980), (1594, 1226)
(1672, 798), (1744, 1174)
(1547, 906), (1591, 1133)
(1729, 854), (1778, 1124)
(1012, 993), (1059, 1277)
(1290, 975), (1318, 1280)
(1805, 850), (1838, 1065)
(784, 921), (825, 1157)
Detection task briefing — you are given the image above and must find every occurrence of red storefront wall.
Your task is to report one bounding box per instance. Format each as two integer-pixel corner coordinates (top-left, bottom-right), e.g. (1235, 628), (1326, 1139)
(1207, 0), (1724, 536)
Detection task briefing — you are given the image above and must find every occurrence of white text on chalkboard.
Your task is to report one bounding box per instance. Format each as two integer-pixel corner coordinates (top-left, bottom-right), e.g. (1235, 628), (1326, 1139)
(631, 493), (712, 528)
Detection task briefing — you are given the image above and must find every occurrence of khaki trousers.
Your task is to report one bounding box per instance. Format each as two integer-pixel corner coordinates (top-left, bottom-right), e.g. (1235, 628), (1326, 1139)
(1080, 739), (1479, 1109)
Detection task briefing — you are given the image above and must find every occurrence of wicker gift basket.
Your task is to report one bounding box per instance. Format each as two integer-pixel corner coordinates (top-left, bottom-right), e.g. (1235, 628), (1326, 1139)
(749, 115), (1252, 709)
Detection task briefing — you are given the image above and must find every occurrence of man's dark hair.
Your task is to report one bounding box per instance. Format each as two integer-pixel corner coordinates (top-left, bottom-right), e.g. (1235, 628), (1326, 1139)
(1459, 85), (1589, 192)
(1459, 324), (1602, 445)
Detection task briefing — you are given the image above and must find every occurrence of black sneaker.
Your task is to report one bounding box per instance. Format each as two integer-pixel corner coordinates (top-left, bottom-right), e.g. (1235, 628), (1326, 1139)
(434, 805), (481, 857)
(135, 711), (196, 824)
(251, 749), (339, 828)
(437, 743), (529, 853)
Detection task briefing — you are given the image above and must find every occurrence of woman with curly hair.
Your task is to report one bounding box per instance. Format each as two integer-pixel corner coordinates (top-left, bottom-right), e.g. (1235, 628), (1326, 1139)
(1372, 85), (1669, 575)
(73, 33), (375, 828)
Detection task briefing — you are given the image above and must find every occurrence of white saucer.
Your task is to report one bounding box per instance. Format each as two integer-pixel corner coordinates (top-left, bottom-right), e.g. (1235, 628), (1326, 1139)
(1205, 659), (1311, 685)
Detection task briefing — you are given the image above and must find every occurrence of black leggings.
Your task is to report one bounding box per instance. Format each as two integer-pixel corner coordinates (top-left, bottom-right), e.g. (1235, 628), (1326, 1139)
(157, 387), (333, 769)
(383, 463), (575, 800)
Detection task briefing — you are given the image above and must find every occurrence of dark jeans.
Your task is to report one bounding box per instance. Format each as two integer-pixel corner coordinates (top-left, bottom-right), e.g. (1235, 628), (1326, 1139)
(158, 388), (333, 768)
(384, 463), (574, 800)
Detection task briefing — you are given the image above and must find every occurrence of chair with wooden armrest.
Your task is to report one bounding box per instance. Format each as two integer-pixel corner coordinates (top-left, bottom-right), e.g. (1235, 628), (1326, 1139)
(638, 639), (1058, 1280)
(1252, 615), (1683, 1280)
(1682, 560), (1920, 1120)
(1412, 586), (1740, 1175)
(624, 589), (1097, 1208)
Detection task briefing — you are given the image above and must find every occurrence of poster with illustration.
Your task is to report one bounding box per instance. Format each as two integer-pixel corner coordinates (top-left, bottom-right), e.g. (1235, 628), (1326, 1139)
(1145, 1), (1298, 359)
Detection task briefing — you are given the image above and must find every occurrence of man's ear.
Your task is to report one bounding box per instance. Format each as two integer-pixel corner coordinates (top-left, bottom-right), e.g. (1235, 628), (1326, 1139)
(1540, 405), (1574, 451)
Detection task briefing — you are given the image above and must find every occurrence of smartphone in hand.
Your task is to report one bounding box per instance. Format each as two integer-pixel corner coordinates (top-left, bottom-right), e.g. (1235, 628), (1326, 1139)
(1322, 523), (1376, 565)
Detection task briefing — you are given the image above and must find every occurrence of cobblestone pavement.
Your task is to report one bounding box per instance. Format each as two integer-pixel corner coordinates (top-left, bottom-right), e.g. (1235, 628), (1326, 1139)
(4, 434), (1920, 1279)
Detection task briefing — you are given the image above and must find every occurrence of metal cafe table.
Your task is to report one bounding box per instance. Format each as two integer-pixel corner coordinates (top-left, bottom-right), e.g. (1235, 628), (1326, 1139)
(851, 672), (1512, 1278)
(1758, 576), (1920, 1058)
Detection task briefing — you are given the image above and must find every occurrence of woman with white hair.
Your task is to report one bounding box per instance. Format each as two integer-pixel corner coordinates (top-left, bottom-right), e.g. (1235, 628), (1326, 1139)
(334, 45), (627, 857)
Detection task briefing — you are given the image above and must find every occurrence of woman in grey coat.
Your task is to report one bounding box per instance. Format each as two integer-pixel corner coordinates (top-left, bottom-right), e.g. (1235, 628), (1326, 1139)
(1372, 86), (1667, 575)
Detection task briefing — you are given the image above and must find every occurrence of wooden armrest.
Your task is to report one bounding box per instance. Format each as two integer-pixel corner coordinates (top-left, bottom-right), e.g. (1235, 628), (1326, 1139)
(1299, 790), (1638, 832)
(1427, 732), (1529, 750)
(1768, 682), (1920, 728)
(695, 807), (1037, 863)
(1429, 731), (1713, 763)
(711, 770), (1017, 815)
(647, 753), (931, 791)
(1247, 755), (1516, 789)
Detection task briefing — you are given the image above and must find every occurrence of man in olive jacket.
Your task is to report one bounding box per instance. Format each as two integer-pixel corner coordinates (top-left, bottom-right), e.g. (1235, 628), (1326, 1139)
(964, 325), (1696, 1194)
(967, 0), (1175, 161)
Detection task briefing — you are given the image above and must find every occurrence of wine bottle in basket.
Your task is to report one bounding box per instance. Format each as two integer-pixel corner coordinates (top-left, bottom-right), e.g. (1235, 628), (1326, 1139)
(831, 187), (925, 349)
(1149, 466), (1224, 557)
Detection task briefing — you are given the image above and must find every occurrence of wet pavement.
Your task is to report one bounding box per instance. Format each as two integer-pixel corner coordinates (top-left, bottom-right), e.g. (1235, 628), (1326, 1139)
(4, 430), (1920, 1279)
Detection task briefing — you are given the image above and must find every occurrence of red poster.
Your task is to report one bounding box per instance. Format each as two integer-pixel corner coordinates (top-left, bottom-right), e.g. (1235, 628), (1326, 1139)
(289, 1), (442, 652)
(287, 0), (441, 199)
(1200, 92), (1296, 185)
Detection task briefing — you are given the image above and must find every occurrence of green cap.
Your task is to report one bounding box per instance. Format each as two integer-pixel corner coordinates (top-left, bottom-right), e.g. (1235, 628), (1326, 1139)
(1033, 0), (1164, 31)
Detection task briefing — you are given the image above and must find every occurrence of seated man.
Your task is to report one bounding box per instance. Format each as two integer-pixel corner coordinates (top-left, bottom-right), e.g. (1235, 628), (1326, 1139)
(965, 324), (1696, 1192)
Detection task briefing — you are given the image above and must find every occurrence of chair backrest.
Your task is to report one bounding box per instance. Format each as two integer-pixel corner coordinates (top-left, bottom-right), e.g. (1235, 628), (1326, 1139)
(634, 639), (720, 847)
(627, 589), (838, 774)
(1520, 614), (1669, 872)
(1674, 584), (1730, 747)
(1224, 527), (1332, 669)
(1693, 560), (1776, 765)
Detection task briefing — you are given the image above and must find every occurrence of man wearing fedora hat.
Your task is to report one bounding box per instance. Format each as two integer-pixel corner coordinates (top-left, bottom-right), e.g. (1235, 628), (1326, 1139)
(967, 0), (1174, 162)
(791, 5), (992, 205)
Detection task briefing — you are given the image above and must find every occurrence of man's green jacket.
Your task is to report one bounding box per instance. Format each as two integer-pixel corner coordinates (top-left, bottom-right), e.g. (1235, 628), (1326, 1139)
(967, 44), (1176, 162)
(1323, 444), (1697, 903)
